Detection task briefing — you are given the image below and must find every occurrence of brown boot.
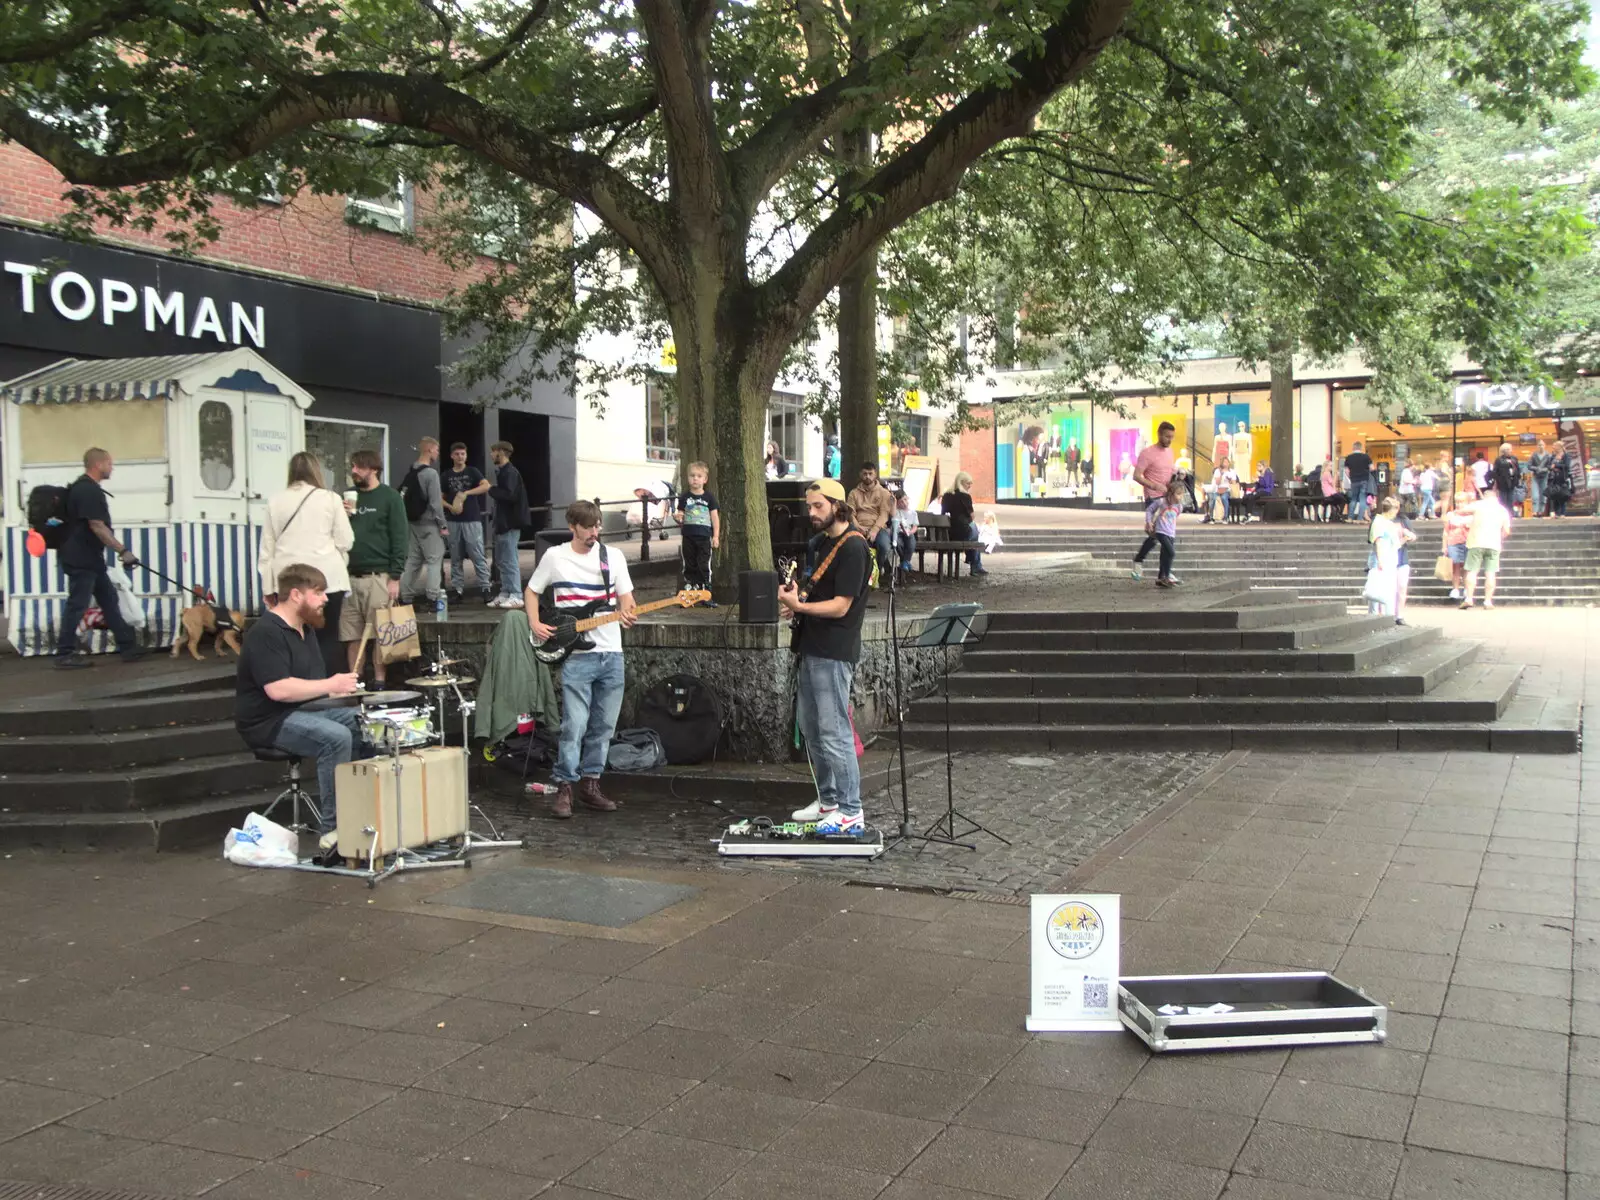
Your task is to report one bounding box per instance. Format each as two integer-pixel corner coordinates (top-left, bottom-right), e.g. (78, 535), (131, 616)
(579, 776), (618, 811)
(549, 783), (573, 819)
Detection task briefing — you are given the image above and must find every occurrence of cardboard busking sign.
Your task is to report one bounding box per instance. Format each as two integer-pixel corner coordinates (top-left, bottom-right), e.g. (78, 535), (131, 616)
(1025, 894), (1120, 1032)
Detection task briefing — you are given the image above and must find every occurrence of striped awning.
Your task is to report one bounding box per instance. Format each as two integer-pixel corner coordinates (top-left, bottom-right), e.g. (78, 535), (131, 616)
(0, 353), (220, 405)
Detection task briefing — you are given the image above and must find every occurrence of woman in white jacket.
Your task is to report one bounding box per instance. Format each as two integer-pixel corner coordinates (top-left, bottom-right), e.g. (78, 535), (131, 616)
(259, 452), (354, 672)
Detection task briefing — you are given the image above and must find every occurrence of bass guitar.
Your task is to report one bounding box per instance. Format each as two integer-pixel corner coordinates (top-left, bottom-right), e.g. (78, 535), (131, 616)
(534, 588), (711, 665)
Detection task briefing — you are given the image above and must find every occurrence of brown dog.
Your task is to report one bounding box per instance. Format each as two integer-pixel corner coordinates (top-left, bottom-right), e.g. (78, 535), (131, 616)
(171, 596), (244, 660)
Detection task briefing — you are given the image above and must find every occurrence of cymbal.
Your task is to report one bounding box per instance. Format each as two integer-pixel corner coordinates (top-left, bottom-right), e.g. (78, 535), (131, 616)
(432, 657), (469, 669)
(360, 689), (422, 705)
(412, 676), (476, 689)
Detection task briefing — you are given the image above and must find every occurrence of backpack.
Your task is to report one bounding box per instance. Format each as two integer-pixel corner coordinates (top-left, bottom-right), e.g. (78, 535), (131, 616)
(27, 484), (71, 550)
(399, 465), (431, 522)
(636, 674), (725, 764)
(607, 728), (668, 772)
(485, 727), (558, 776)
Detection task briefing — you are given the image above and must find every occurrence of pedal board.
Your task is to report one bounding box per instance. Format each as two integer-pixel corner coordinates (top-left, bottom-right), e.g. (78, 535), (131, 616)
(716, 818), (886, 858)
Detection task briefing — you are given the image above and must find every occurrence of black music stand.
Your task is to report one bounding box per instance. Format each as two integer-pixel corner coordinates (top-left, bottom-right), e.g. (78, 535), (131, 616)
(912, 602), (1008, 851)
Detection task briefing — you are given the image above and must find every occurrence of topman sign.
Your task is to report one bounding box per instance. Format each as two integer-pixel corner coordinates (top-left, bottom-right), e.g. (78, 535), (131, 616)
(4, 260), (265, 349)
(1452, 382), (1557, 415)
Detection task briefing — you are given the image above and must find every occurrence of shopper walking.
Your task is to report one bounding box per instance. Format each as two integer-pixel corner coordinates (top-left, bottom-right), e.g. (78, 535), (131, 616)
(1418, 463), (1439, 519)
(342, 450), (407, 686)
(1461, 492), (1512, 609)
(53, 448), (145, 668)
(399, 437), (447, 616)
(1345, 441), (1374, 522)
(1397, 463), (1418, 517)
(1547, 447), (1575, 517)
(1364, 497), (1407, 616)
(259, 452), (353, 674)
(1527, 440), (1552, 517)
(1491, 442), (1522, 518)
(1442, 489), (1471, 600)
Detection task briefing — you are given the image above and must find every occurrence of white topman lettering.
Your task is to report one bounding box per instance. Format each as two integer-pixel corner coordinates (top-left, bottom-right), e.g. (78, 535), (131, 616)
(4, 258), (268, 349)
(1453, 383), (1557, 414)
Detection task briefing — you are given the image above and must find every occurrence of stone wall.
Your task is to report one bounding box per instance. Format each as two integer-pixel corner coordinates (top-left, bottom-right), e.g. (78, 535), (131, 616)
(430, 607), (960, 762)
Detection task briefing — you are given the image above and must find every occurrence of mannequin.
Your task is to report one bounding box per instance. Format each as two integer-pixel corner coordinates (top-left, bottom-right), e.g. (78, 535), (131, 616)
(1233, 425), (1255, 484)
(1065, 437), (1081, 486)
(1212, 423), (1232, 470)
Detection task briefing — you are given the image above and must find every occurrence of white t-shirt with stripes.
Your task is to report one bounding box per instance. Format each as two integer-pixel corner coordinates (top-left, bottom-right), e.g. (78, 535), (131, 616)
(527, 541), (635, 654)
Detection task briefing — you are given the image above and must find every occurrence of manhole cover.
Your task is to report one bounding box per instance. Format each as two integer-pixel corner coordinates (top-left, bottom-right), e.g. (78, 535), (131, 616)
(424, 867), (698, 928)
(1007, 756), (1056, 768)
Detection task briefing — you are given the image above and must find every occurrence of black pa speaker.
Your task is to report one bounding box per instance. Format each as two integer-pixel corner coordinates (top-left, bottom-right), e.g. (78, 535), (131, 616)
(738, 570), (780, 624)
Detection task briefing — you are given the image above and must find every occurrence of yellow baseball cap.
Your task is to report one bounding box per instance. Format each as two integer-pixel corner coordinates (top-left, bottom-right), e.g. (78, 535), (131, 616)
(807, 478), (847, 501)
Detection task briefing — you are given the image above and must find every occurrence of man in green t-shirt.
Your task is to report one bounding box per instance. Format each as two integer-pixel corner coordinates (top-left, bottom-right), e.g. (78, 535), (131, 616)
(341, 450), (409, 684)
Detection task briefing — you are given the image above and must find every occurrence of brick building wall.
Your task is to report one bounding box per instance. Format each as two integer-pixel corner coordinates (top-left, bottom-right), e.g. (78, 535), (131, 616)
(960, 407), (996, 503)
(0, 143), (482, 305)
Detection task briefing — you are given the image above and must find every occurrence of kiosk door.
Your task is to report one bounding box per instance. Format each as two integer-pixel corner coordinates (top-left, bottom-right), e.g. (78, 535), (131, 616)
(244, 394), (295, 528)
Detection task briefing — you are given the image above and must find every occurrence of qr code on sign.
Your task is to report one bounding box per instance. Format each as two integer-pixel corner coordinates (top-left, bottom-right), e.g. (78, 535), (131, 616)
(1083, 979), (1111, 1011)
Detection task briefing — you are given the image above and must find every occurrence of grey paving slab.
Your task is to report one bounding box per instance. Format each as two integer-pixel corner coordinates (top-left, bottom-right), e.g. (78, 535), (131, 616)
(709, 1153), (889, 1199)
(1233, 1122), (1404, 1198)
(1407, 1096), (1566, 1169)
(1393, 1145), (1568, 1200)
(1047, 1148), (1227, 1200)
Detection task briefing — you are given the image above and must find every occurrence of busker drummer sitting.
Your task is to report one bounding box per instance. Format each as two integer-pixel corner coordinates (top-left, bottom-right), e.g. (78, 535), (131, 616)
(235, 564), (365, 833)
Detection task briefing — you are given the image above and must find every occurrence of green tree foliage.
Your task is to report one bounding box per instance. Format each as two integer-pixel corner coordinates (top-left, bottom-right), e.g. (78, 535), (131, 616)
(0, 0), (1590, 569)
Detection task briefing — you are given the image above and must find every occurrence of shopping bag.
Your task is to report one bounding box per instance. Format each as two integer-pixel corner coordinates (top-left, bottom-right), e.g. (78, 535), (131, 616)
(223, 811), (299, 868)
(1363, 567), (1394, 605)
(1433, 555), (1454, 584)
(106, 565), (146, 630)
(375, 604), (421, 664)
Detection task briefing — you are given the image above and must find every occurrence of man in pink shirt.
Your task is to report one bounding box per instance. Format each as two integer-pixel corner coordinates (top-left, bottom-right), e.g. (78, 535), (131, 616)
(1130, 422), (1178, 580)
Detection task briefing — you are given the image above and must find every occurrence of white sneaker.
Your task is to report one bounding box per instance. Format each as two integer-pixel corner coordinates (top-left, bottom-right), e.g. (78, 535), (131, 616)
(815, 810), (865, 836)
(792, 799), (838, 822)
(1449, 588), (1462, 600)
(498, 595), (522, 608)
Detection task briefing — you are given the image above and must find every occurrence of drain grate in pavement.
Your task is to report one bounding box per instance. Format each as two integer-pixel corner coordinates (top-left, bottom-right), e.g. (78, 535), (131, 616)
(0, 1185), (177, 1200)
(423, 866), (699, 927)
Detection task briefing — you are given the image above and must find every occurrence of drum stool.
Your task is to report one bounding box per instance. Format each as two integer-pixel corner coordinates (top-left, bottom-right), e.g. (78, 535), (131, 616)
(256, 748), (323, 834)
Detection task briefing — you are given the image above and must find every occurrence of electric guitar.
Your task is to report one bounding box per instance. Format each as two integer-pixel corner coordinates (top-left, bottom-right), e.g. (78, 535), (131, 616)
(534, 589), (711, 665)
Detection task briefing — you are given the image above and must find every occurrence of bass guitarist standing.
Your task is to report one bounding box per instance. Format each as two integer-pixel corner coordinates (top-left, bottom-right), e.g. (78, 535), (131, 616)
(527, 501), (637, 818)
(779, 479), (873, 835)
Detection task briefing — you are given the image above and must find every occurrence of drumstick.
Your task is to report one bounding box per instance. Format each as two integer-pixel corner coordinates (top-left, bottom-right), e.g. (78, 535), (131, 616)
(352, 628), (372, 678)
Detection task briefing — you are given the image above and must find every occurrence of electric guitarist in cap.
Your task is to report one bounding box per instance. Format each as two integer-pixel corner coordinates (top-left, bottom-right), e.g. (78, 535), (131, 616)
(779, 478), (873, 835)
(526, 500), (637, 819)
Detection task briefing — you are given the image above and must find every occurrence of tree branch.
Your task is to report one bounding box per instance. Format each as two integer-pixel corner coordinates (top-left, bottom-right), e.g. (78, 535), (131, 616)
(0, 67), (678, 291)
(762, 0), (1134, 327)
(0, 0), (154, 64)
(456, 0), (550, 78)
(634, 0), (731, 230)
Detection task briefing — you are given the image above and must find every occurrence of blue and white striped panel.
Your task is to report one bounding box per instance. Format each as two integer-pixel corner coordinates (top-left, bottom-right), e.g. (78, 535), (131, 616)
(176, 522), (261, 613)
(8, 591), (183, 656)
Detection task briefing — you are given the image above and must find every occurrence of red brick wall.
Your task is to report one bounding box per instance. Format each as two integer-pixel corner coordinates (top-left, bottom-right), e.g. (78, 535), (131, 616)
(0, 143), (486, 305)
(961, 407), (997, 503)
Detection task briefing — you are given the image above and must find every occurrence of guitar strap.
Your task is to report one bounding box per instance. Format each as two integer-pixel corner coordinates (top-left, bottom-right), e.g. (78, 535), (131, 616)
(598, 541), (614, 609)
(799, 529), (868, 600)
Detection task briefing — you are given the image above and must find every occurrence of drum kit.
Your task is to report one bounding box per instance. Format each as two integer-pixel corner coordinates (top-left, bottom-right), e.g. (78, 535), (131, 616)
(298, 639), (520, 886)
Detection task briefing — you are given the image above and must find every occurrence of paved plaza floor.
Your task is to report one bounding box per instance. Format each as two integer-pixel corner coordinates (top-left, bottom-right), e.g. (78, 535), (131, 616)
(0, 604), (1596, 1200)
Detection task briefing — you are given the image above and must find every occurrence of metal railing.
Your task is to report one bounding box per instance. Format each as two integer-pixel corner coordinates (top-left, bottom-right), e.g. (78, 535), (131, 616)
(518, 494), (677, 561)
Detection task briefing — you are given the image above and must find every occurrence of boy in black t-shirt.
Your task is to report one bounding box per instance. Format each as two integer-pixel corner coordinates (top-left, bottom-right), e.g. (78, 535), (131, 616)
(675, 460), (721, 606)
(442, 442), (492, 602)
(778, 478), (871, 836)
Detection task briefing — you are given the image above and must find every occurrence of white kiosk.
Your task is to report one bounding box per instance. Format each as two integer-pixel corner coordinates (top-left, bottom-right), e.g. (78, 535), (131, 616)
(2, 348), (312, 655)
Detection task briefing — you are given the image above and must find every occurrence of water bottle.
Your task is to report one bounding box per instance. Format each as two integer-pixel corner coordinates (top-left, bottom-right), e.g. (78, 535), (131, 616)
(434, 593), (448, 621)
(525, 782), (559, 795)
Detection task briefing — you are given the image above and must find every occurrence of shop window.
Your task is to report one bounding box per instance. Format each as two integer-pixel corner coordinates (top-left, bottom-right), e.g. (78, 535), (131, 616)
(768, 392), (804, 465)
(886, 413), (930, 475)
(198, 400), (235, 490)
(646, 382), (679, 463)
(307, 418), (388, 491)
(19, 400), (166, 466)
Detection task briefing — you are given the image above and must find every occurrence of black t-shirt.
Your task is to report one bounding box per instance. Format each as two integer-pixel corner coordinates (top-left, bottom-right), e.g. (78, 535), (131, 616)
(796, 530), (871, 663)
(61, 475), (112, 570)
(942, 490), (975, 540)
(235, 612), (329, 748)
(443, 466), (487, 522)
(1345, 452), (1373, 483)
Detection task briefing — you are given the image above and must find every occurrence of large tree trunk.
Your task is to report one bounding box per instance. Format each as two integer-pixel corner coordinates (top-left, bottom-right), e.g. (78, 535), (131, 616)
(1267, 332), (1295, 519)
(836, 123), (878, 489)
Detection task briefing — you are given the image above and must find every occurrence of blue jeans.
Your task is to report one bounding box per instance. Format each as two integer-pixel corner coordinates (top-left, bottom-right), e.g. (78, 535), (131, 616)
(494, 529), (521, 597)
(895, 529), (915, 570)
(554, 652), (625, 782)
(447, 520), (492, 597)
(962, 526), (984, 569)
(869, 527), (893, 576)
(1419, 490), (1436, 519)
(1530, 475), (1545, 515)
(273, 707), (366, 830)
(795, 655), (860, 816)
(1348, 479), (1372, 520)
(56, 566), (139, 657)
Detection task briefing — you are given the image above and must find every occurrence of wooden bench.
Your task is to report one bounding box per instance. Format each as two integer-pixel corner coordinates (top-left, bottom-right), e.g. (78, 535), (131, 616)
(912, 513), (970, 580)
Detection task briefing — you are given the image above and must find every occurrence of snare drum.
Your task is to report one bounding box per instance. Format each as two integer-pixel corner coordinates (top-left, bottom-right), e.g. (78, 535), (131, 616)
(362, 706), (436, 748)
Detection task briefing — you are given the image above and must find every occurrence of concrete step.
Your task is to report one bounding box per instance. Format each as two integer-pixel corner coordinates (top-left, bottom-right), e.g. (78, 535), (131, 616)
(948, 638), (1482, 699)
(0, 751), (289, 813)
(976, 615), (1394, 654)
(0, 687), (237, 737)
(0, 790), (277, 852)
(961, 624), (1442, 675)
(983, 602), (1350, 631)
(0, 720), (242, 772)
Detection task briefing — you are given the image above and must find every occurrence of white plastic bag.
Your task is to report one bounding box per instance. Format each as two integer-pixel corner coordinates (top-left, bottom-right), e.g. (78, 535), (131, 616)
(106, 564), (146, 630)
(223, 811), (300, 868)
